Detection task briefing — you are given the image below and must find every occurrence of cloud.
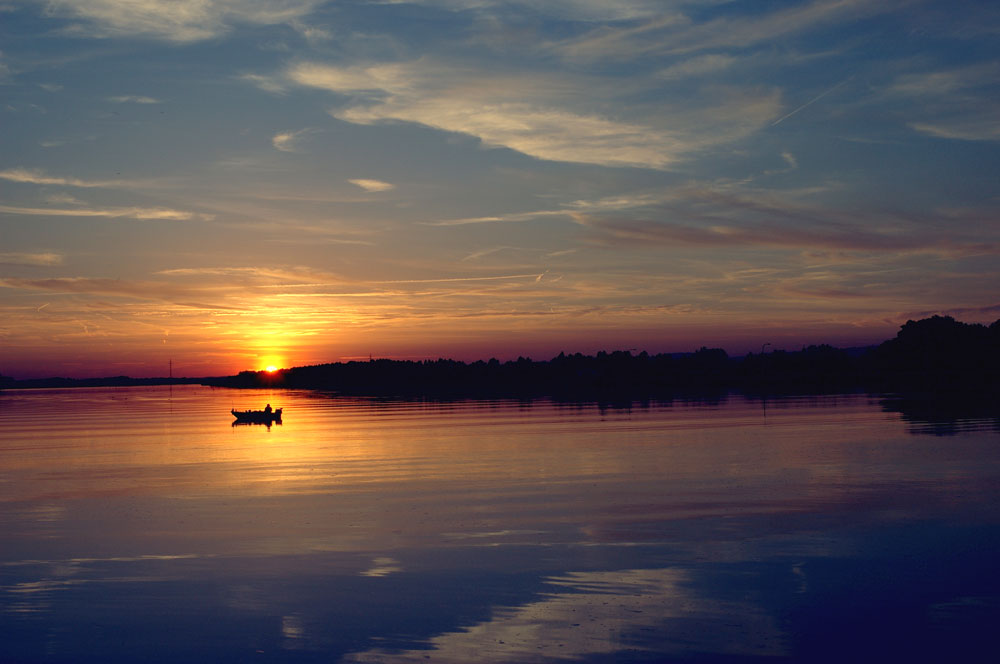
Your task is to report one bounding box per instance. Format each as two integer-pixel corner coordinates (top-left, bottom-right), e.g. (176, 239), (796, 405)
(425, 191), (682, 227)
(460, 246), (513, 261)
(0, 168), (121, 188)
(288, 60), (780, 169)
(425, 209), (571, 226)
(551, 0), (895, 62)
(908, 120), (1000, 142)
(348, 178), (395, 192)
(574, 187), (1000, 256)
(0, 252), (64, 266)
(238, 73), (288, 94)
(45, 193), (85, 205)
(292, 21), (332, 44)
(887, 63), (1000, 142)
(657, 53), (738, 80)
(370, 273), (544, 285)
(0, 204), (206, 221)
(0, 276), (234, 310)
(386, 0), (666, 22)
(155, 265), (348, 286)
(36, 0), (324, 43)
(888, 62), (1000, 97)
(107, 95), (160, 104)
(271, 129), (313, 152)
(580, 217), (921, 252)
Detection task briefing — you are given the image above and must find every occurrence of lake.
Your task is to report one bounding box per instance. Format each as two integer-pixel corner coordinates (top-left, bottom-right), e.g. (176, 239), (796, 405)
(1, 385), (998, 663)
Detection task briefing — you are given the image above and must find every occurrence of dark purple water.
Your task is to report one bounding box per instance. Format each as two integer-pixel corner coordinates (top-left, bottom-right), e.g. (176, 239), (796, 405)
(2, 386), (998, 662)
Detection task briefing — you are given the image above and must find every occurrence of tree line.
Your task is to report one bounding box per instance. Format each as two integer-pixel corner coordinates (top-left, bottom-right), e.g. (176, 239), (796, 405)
(202, 315), (1000, 397)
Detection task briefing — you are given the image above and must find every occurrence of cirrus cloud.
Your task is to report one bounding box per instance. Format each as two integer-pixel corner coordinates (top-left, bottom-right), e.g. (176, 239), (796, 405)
(287, 60), (781, 169)
(0, 252), (65, 266)
(0, 168), (121, 188)
(0, 204), (209, 221)
(348, 178), (395, 192)
(35, 0), (325, 43)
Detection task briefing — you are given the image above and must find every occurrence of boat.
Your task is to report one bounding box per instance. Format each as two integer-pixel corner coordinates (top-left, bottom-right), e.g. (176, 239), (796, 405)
(231, 407), (282, 423)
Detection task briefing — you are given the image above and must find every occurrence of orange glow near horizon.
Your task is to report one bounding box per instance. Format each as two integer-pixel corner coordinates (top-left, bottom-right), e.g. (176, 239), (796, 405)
(257, 353), (286, 373)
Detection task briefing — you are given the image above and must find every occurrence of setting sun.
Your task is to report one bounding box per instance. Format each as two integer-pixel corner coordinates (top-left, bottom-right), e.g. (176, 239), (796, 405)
(259, 355), (284, 373)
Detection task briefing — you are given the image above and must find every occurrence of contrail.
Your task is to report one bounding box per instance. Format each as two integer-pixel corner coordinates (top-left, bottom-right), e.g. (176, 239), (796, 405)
(770, 76), (853, 127)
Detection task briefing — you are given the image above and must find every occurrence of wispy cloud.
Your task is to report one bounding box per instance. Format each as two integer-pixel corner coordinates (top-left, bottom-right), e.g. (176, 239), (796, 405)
(461, 246), (513, 261)
(348, 178), (395, 192)
(425, 209), (572, 227)
(156, 265), (348, 286)
(425, 191), (672, 227)
(657, 54), (738, 81)
(886, 63), (1000, 142)
(369, 273), (545, 285)
(287, 59), (781, 169)
(907, 121), (1000, 142)
(580, 217), (922, 252)
(238, 72), (287, 94)
(38, 0), (325, 43)
(551, 0), (896, 61)
(107, 95), (160, 104)
(0, 168), (121, 188)
(0, 204), (208, 221)
(574, 187), (1000, 256)
(0, 276), (234, 310)
(271, 128), (313, 152)
(888, 62), (1000, 97)
(370, 0), (666, 22)
(0, 252), (64, 266)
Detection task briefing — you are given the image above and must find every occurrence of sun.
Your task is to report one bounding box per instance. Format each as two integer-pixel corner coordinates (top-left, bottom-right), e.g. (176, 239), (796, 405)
(258, 355), (284, 373)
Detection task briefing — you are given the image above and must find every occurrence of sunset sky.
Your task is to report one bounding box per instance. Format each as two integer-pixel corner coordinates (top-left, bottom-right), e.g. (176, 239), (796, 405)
(1, 0), (998, 378)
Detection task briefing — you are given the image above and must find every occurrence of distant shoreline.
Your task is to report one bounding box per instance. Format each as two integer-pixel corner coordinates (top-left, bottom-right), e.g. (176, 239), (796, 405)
(3, 316), (999, 398)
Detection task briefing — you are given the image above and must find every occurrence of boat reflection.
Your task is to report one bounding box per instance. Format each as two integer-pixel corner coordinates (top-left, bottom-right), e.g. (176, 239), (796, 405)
(231, 418), (282, 429)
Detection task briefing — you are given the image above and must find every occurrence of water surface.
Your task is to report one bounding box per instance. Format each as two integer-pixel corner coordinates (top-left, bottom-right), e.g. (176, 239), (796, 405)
(2, 386), (998, 662)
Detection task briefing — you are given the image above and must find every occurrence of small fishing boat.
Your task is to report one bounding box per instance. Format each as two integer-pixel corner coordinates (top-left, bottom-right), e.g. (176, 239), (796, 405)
(231, 406), (282, 423)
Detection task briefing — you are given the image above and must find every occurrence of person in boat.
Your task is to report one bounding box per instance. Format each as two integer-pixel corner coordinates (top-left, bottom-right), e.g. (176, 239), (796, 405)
(264, 403), (272, 415)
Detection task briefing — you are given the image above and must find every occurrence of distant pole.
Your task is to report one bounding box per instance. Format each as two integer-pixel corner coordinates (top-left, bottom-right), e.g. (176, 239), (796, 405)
(169, 359), (173, 380)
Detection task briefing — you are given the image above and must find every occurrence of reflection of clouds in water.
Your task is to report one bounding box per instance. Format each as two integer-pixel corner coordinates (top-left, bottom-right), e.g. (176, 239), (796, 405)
(444, 530), (546, 541)
(23, 504), (67, 523)
(1, 554), (200, 615)
(361, 556), (402, 577)
(345, 567), (786, 662)
(282, 613), (305, 649)
(222, 583), (268, 613)
(3, 579), (79, 615)
(1, 504), (67, 541)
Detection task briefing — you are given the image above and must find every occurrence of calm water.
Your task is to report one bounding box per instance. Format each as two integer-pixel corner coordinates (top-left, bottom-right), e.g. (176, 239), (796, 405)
(1, 386), (998, 663)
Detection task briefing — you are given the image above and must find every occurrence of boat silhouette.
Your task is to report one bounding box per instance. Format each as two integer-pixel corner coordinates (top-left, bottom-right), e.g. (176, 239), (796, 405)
(231, 406), (282, 424)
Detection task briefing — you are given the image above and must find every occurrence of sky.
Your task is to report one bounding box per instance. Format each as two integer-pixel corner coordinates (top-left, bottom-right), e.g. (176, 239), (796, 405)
(1, 0), (998, 378)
